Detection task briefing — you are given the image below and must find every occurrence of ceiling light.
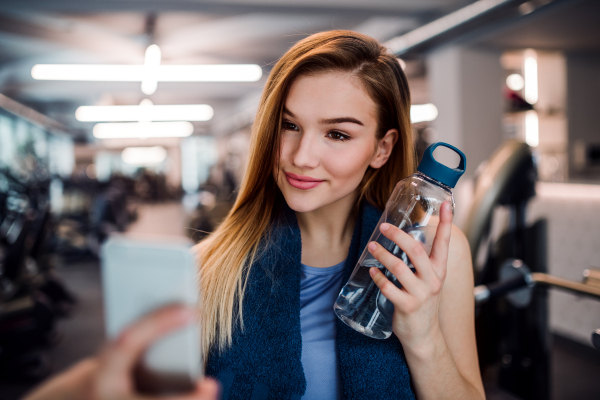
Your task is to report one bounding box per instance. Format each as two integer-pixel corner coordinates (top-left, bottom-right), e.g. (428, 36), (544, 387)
(524, 50), (538, 104)
(157, 65), (262, 82)
(93, 121), (194, 139)
(122, 146), (167, 165)
(142, 44), (161, 95)
(31, 64), (262, 82)
(410, 104), (438, 123)
(138, 98), (153, 123)
(525, 110), (539, 147)
(506, 74), (524, 91)
(76, 103), (214, 122)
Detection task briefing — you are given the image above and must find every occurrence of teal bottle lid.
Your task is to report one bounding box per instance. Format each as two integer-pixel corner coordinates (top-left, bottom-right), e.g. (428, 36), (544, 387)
(417, 142), (466, 188)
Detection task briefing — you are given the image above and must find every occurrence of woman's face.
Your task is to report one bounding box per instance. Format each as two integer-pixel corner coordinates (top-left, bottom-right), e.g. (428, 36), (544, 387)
(275, 70), (396, 213)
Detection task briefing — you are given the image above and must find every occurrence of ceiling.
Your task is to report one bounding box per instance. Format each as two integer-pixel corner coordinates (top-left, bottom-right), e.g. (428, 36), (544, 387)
(472, 0), (600, 52)
(1, 0), (598, 142)
(0, 0), (476, 139)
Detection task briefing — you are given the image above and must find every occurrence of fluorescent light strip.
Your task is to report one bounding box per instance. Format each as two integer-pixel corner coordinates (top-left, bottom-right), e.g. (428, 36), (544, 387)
(77, 104), (214, 122)
(122, 146), (167, 165)
(142, 44), (162, 95)
(93, 121), (194, 139)
(156, 65), (262, 82)
(31, 64), (262, 82)
(525, 110), (539, 147)
(524, 50), (538, 104)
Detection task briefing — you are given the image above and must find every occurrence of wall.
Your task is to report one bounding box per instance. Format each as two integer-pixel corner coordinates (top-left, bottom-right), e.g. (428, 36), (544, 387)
(427, 45), (505, 178)
(528, 183), (600, 345)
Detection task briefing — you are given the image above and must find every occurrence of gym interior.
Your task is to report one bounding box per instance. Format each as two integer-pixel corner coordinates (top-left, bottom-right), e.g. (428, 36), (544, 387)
(1, 0), (599, 399)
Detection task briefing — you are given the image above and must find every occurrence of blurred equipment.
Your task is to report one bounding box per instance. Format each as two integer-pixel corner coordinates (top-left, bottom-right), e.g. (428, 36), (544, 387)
(0, 166), (76, 382)
(54, 170), (142, 261)
(475, 264), (600, 307)
(592, 329), (600, 351)
(464, 140), (600, 400)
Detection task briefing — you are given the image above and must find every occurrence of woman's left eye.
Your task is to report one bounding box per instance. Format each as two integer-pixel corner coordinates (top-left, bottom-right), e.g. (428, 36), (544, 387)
(282, 121), (299, 131)
(327, 131), (350, 141)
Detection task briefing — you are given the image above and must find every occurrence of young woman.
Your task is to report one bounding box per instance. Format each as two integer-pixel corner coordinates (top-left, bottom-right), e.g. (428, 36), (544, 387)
(197, 30), (484, 400)
(24, 30), (483, 400)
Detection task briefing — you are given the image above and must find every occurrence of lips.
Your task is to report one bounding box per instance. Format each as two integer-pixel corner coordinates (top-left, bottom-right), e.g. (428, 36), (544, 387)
(284, 172), (324, 190)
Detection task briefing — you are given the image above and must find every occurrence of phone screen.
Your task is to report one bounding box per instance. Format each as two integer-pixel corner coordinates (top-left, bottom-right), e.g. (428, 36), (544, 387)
(101, 234), (202, 394)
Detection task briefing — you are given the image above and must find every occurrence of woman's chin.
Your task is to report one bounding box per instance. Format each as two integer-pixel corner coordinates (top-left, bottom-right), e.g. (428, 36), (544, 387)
(284, 197), (323, 213)
(283, 192), (353, 214)
(280, 184), (358, 214)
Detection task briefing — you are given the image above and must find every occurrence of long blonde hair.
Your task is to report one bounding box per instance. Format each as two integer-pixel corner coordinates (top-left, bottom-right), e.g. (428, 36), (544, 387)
(196, 30), (415, 357)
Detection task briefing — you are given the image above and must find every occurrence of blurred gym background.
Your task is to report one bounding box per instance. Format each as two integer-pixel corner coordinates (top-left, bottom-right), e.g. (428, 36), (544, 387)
(0, 0), (599, 399)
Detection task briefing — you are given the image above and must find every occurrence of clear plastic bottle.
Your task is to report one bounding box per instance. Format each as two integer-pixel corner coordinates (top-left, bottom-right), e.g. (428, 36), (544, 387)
(334, 142), (467, 339)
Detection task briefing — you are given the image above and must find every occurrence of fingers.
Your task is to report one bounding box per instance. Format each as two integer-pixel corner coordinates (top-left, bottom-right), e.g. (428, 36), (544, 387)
(106, 304), (195, 371)
(378, 222), (434, 282)
(367, 241), (419, 295)
(369, 266), (409, 305)
(22, 358), (98, 400)
(429, 201), (453, 277)
(95, 304), (196, 399)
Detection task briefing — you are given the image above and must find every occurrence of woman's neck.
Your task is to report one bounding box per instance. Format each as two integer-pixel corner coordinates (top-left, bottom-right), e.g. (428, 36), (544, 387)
(296, 191), (358, 268)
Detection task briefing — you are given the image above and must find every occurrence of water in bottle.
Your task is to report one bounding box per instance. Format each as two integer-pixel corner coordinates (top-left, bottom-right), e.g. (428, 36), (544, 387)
(334, 142), (466, 339)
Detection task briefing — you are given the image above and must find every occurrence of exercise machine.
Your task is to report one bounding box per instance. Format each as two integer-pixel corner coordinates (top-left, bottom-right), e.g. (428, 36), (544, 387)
(463, 140), (600, 399)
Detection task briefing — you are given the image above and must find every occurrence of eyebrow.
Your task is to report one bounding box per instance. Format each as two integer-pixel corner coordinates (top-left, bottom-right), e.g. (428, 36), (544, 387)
(283, 107), (364, 126)
(319, 117), (364, 126)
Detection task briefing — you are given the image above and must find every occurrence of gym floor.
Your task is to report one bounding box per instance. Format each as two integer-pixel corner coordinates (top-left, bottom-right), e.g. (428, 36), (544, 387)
(2, 203), (599, 400)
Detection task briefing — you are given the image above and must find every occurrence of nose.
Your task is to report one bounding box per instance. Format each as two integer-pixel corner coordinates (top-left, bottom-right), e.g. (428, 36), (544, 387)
(291, 131), (319, 169)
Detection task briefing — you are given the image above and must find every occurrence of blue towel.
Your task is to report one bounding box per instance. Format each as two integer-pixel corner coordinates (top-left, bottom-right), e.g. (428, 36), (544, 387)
(205, 201), (415, 400)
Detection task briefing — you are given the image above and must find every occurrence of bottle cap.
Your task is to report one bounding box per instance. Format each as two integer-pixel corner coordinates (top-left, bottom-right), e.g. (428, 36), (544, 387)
(417, 142), (466, 188)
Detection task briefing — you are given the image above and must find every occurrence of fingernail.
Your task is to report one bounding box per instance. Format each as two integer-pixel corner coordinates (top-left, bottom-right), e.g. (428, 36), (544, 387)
(370, 268), (377, 276)
(380, 223), (389, 231)
(368, 242), (377, 251)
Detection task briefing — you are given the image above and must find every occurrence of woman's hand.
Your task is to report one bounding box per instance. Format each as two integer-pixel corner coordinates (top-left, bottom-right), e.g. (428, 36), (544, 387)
(368, 202), (485, 399)
(24, 304), (219, 400)
(368, 201), (453, 353)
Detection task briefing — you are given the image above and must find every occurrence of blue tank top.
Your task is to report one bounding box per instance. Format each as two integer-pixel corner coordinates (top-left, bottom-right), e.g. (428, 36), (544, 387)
(300, 260), (346, 400)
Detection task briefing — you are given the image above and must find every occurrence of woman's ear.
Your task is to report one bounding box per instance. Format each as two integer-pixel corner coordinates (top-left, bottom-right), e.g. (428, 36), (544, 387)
(370, 128), (398, 169)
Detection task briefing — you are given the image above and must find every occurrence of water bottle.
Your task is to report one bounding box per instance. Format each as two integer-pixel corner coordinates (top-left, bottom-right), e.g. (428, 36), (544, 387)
(334, 142), (466, 339)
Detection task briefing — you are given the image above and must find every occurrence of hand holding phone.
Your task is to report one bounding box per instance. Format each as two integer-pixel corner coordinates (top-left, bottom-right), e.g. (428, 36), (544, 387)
(101, 234), (202, 394)
(23, 305), (219, 400)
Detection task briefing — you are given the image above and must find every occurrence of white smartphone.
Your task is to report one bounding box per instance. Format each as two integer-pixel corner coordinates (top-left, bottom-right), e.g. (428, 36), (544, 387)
(101, 234), (202, 394)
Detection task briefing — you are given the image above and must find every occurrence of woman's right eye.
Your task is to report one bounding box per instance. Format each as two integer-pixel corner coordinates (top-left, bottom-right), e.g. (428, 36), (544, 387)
(282, 121), (299, 131)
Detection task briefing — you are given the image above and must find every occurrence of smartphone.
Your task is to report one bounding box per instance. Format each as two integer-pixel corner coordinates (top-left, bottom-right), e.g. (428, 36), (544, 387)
(101, 234), (202, 394)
